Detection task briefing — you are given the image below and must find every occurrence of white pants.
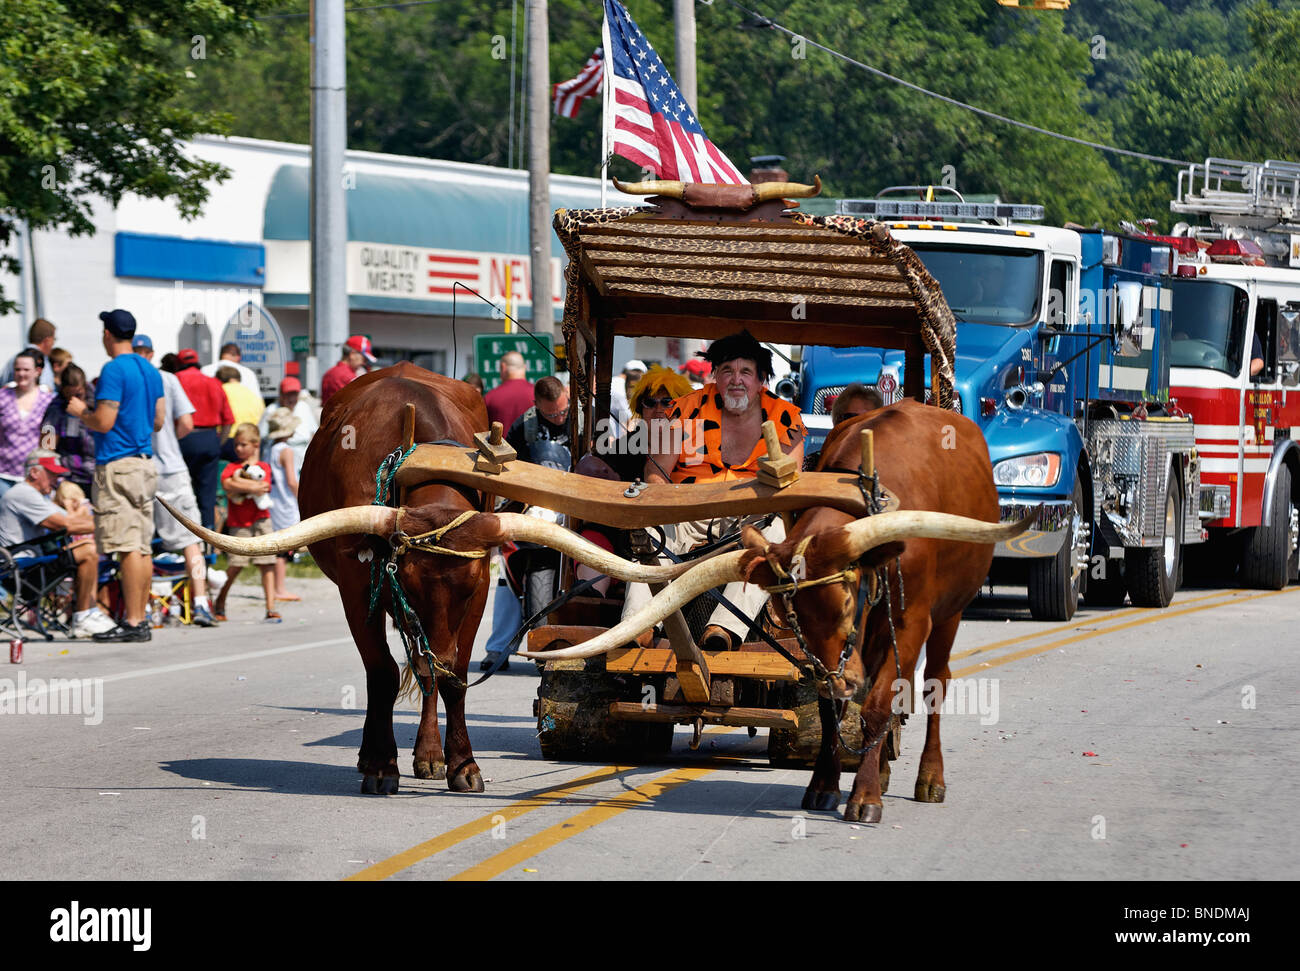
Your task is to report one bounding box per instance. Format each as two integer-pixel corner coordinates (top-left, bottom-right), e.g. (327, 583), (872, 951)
(621, 516), (786, 641)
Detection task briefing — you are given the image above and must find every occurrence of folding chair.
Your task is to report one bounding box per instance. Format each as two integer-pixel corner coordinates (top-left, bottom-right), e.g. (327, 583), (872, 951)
(148, 540), (216, 625)
(0, 530), (78, 641)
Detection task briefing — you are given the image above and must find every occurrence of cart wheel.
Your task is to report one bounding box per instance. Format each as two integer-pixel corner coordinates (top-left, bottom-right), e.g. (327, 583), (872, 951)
(535, 655), (673, 761)
(765, 678), (869, 771)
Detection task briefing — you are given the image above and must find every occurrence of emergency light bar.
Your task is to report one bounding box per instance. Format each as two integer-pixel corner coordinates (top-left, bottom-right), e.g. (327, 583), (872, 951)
(837, 199), (1045, 222)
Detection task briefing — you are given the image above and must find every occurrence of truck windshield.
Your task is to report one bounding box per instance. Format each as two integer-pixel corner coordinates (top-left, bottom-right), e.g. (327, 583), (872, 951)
(1169, 279), (1249, 376)
(910, 245), (1043, 326)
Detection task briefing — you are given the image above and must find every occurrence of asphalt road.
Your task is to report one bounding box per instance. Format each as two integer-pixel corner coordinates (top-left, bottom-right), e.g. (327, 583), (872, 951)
(3, 571), (1297, 882)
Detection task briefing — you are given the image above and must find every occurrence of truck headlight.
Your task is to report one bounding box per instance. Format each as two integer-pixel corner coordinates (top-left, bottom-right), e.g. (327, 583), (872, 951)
(992, 452), (1062, 488)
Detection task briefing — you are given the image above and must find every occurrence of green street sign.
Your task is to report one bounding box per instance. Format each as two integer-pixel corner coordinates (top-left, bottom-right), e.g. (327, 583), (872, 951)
(475, 334), (554, 391)
(290, 335), (310, 353)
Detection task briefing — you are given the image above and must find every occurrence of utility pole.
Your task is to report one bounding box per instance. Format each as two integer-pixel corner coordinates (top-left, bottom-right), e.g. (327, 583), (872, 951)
(309, 0), (348, 392)
(527, 0), (553, 338)
(674, 0), (697, 114)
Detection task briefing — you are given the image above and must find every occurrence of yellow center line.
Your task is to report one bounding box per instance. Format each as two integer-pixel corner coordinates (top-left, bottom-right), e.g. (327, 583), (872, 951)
(345, 763), (639, 881)
(950, 588), (1242, 662)
(448, 765), (720, 881)
(952, 586), (1299, 678)
(355, 587), (1292, 881)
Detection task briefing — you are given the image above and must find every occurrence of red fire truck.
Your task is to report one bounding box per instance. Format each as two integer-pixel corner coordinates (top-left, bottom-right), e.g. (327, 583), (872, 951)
(1159, 159), (1300, 588)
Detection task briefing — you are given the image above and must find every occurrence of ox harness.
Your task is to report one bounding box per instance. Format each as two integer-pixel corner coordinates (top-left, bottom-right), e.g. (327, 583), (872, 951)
(759, 462), (906, 758)
(368, 443), (485, 694)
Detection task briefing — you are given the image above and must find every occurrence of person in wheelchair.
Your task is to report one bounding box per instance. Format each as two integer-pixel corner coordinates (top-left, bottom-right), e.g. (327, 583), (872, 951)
(0, 450), (116, 637)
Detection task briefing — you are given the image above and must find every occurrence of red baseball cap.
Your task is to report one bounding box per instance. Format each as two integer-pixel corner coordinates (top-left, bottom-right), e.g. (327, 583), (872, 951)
(26, 452), (69, 476)
(344, 335), (377, 363)
(279, 376), (302, 393)
(681, 358), (711, 376)
(177, 348), (200, 367)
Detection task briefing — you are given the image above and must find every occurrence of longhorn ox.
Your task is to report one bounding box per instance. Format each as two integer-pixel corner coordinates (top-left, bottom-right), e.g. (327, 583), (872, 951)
(160, 364), (724, 795)
(523, 399), (1025, 823)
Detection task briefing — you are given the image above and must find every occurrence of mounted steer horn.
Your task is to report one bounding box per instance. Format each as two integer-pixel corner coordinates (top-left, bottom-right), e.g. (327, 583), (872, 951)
(518, 507), (1040, 661)
(752, 174), (822, 202)
(156, 498), (727, 584)
(612, 178), (686, 199)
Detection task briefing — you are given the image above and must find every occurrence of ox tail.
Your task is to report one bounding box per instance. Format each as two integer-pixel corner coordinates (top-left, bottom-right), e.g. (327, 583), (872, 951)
(156, 496), (402, 554)
(396, 660), (421, 706)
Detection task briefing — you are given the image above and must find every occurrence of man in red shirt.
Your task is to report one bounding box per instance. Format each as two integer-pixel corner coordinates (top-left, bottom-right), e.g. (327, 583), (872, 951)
(173, 348), (234, 530)
(483, 350), (534, 430)
(321, 335), (377, 405)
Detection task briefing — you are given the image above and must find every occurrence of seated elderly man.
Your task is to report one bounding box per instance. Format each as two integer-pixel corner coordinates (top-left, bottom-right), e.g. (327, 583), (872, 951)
(627, 331), (805, 652)
(0, 450), (116, 637)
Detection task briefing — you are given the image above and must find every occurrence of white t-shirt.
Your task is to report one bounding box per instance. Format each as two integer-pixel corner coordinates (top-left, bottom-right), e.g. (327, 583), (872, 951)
(153, 370), (196, 478)
(201, 360), (260, 395)
(0, 480), (61, 547)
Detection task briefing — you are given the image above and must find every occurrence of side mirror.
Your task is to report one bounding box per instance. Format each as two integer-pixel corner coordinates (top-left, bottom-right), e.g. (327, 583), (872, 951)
(1111, 281), (1144, 358)
(1281, 361), (1300, 388)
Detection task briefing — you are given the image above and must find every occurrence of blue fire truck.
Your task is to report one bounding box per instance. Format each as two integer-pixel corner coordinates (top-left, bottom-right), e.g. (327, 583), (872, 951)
(783, 189), (1204, 620)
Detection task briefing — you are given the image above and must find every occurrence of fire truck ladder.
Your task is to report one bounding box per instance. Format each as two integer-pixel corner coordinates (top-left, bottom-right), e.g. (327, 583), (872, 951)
(1172, 158), (1300, 234)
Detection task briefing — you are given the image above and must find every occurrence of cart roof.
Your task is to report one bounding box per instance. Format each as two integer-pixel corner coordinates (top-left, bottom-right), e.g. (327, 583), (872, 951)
(553, 204), (956, 353)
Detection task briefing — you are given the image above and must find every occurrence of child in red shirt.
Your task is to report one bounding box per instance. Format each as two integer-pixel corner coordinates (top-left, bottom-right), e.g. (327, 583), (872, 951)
(213, 423), (281, 623)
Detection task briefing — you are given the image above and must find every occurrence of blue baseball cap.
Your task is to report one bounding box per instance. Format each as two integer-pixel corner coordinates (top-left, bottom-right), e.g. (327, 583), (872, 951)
(131, 334), (153, 350)
(99, 308), (137, 339)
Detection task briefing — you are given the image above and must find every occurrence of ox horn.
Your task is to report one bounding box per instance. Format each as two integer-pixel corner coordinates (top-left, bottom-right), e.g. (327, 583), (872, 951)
(753, 174), (822, 203)
(494, 513), (727, 583)
(520, 507), (1040, 661)
(156, 496), (403, 556)
(518, 549), (748, 661)
(612, 177), (686, 199)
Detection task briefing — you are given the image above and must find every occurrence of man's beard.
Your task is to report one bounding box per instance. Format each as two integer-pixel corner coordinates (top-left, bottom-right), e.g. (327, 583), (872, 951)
(722, 390), (751, 413)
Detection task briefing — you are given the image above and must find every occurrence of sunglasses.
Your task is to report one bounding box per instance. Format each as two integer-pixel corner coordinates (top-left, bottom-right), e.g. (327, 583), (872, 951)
(641, 396), (675, 409)
(539, 405), (570, 422)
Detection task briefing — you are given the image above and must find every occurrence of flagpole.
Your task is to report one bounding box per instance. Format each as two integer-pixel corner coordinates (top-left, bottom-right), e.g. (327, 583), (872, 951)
(600, 6), (612, 207)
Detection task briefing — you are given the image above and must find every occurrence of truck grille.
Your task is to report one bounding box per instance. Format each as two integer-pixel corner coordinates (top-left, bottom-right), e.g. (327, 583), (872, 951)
(812, 385), (961, 414)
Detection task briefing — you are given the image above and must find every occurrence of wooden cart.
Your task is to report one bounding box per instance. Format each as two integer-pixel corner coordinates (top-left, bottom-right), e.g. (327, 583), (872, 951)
(433, 180), (958, 764)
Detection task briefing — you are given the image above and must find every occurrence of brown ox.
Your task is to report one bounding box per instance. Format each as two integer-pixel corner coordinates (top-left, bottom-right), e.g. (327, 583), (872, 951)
(160, 363), (732, 795)
(517, 399), (1028, 823)
(735, 399), (1000, 821)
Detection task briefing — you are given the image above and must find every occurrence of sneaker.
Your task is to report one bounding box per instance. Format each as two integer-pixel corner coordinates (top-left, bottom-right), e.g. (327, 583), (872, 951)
(72, 608), (118, 638)
(93, 621), (152, 643)
(191, 605), (215, 628)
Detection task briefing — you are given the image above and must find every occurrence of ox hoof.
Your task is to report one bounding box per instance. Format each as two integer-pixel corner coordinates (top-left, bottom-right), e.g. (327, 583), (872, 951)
(449, 768), (485, 793)
(914, 781), (946, 804)
(801, 789), (841, 813)
(413, 759), (447, 781)
(361, 774), (399, 796)
(843, 801), (882, 824)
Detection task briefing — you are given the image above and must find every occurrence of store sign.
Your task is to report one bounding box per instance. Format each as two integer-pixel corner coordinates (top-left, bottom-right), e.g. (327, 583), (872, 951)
(262, 239), (563, 311)
(220, 302), (288, 397)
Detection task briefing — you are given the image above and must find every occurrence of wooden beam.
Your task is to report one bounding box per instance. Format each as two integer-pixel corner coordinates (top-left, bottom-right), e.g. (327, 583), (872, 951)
(606, 645), (800, 680)
(608, 702), (799, 730)
(655, 587), (711, 704)
(394, 444), (899, 526)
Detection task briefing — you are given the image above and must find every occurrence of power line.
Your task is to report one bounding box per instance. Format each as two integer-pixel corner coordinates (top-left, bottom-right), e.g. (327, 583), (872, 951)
(715, 0), (1193, 168)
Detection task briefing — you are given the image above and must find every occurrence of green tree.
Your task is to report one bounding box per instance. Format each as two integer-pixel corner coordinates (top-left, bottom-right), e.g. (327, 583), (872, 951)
(0, 0), (272, 312)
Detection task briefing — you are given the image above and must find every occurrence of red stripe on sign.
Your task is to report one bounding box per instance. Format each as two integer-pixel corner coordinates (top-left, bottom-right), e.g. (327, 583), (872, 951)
(428, 254), (479, 265)
(429, 286), (461, 295)
(428, 271), (478, 280)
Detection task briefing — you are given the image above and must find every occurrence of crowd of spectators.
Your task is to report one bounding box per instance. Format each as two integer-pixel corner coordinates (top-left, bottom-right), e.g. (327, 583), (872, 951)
(0, 314), (340, 641)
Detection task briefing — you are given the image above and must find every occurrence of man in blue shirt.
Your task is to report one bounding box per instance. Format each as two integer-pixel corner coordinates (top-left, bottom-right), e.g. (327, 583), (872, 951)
(65, 309), (165, 642)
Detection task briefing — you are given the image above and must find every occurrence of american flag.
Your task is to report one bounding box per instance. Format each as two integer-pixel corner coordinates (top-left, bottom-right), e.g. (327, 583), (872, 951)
(553, 48), (603, 118)
(603, 0), (745, 184)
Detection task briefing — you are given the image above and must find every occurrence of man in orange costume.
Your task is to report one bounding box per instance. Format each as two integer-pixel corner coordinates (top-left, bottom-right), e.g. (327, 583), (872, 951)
(629, 330), (805, 651)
